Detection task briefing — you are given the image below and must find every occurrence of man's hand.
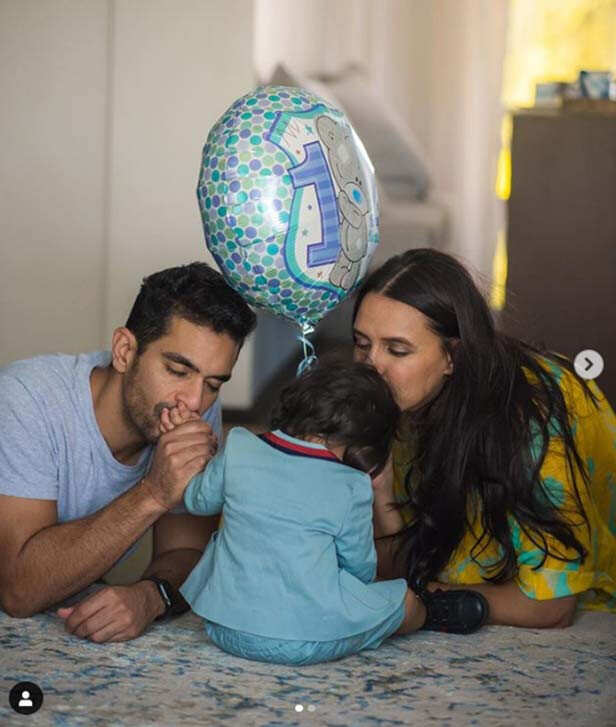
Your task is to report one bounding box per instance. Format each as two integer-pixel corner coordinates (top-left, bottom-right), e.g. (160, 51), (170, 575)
(56, 581), (163, 642)
(158, 401), (201, 435)
(143, 408), (218, 511)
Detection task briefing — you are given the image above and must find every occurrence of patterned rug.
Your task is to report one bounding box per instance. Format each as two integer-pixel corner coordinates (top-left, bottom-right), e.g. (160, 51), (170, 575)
(1, 609), (615, 726)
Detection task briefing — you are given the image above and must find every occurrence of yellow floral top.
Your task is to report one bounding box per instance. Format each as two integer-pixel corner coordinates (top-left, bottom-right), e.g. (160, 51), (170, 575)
(392, 360), (616, 612)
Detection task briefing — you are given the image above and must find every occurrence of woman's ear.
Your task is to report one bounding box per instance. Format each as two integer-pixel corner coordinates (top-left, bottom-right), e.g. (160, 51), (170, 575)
(111, 327), (138, 374)
(444, 338), (459, 375)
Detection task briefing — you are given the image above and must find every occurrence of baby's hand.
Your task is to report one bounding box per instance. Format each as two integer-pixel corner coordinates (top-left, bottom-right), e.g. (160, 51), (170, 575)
(158, 401), (201, 435)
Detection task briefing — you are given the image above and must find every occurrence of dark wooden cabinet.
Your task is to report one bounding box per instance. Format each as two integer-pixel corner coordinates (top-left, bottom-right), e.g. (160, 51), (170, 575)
(504, 110), (616, 405)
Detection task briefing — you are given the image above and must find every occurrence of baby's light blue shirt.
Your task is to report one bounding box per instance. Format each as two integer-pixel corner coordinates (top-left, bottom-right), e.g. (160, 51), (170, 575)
(181, 427), (406, 642)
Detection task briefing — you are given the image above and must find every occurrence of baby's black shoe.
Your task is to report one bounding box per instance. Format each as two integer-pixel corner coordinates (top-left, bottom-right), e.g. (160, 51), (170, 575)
(411, 580), (489, 634)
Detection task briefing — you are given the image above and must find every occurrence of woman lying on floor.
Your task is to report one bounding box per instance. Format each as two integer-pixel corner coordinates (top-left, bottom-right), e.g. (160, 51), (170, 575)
(352, 248), (616, 628)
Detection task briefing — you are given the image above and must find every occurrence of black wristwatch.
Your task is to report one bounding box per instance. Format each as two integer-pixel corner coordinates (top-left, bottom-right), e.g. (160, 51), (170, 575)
(141, 576), (180, 620)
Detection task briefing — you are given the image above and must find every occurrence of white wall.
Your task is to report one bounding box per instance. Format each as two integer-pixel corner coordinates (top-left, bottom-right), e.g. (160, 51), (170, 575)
(0, 0), (109, 361)
(254, 0), (370, 81)
(366, 0), (433, 155)
(1, 0), (256, 407)
(104, 0), (256, 407)
(425, 0), (507, 281)
(368, 0), (507, 280)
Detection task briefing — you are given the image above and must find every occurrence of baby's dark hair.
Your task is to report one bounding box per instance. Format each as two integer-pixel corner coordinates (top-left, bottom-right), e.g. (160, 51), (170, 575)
(271, 361), (400, 475)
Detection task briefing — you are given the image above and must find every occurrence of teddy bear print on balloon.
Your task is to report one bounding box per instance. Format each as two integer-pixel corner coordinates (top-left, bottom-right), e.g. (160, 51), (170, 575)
(197, 85), (379, 352)
(315, 115), (369, 292)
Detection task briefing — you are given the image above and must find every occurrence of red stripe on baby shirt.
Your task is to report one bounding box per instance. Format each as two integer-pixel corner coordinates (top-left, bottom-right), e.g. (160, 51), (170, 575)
(258, 432), (340, 462)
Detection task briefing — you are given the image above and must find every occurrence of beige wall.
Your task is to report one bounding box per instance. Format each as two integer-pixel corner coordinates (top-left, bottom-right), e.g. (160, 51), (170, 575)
(1, 0), (257, 407)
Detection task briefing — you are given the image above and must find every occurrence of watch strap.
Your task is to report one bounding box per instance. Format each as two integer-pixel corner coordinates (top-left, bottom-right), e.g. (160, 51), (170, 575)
(141, 576), (174, 620)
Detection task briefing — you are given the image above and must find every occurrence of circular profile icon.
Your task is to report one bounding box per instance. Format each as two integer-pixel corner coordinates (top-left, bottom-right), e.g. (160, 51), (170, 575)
(574, 350), (604, 380)
(9, 681), (44, 715)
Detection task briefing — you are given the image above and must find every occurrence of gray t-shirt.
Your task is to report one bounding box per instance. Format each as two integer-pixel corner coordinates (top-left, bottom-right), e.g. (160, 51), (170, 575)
(0, 351), (222, 561)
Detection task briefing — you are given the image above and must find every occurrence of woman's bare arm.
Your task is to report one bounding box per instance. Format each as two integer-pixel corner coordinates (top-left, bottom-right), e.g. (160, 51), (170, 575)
(429, 579), (578, 628)
(371, 458), (406, 580)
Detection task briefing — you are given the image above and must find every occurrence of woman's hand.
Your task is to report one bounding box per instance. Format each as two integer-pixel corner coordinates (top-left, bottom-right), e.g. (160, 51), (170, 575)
(371, 455), (404, 546)
(371, 456), (395, 501)
(370, 456), (407, 579)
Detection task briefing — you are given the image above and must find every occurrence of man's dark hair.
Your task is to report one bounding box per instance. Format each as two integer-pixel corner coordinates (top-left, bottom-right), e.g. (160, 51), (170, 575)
(125, 262), (256, 353)
(271, 361), (400, 475)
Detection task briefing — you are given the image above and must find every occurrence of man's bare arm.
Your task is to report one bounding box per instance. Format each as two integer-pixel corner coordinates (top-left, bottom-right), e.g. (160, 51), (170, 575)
(144, 402), (220, 599)
(0, 419), (215, 617)
(139, 510), (220, 615)
(57, 510), (220, 642)
(0, 483), (165, 617)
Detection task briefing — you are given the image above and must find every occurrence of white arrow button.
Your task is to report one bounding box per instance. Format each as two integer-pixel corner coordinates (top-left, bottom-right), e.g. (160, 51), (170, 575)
(574, 350), (604, 380)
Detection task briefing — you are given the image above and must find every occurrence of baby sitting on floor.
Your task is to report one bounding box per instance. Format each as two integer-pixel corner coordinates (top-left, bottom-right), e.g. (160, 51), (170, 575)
(168, 361), (485, 665)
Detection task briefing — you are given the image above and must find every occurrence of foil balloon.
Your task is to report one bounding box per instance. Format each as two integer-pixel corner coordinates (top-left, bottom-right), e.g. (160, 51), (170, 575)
(197, 86), (379, 334)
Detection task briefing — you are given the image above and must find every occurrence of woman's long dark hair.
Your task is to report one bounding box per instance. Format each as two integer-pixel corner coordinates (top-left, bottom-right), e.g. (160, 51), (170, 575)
(353, 248), (596, 586)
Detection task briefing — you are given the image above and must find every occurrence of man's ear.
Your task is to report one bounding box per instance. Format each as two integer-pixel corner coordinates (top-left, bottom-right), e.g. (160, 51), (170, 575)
(111, 327), (138, 374)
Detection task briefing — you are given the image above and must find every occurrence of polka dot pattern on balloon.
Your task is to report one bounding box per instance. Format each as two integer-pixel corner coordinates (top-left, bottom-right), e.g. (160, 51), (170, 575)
(197, 85), (379, 328)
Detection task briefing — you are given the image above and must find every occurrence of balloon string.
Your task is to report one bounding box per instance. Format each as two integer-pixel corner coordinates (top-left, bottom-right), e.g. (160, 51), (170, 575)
(296, 323), (317, 376)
